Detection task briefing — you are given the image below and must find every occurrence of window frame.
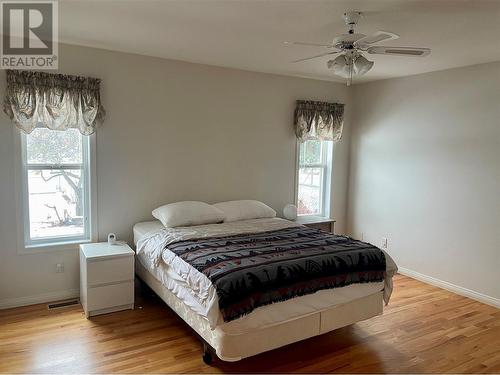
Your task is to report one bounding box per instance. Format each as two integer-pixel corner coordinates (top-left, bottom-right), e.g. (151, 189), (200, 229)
(295, 140), (333, 218)
(14, 127), (97, 254)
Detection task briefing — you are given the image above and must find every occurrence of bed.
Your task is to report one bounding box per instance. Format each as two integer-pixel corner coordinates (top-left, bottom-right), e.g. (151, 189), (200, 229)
(134, 217), (397, 363)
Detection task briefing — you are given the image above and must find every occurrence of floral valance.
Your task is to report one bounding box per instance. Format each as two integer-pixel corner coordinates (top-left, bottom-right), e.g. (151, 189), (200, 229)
(294, 100), (344, 142)
(3, 70), (105, 135)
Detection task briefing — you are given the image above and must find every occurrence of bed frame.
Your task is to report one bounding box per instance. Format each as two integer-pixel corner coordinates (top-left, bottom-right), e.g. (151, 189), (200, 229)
(135, 260), (385, 363)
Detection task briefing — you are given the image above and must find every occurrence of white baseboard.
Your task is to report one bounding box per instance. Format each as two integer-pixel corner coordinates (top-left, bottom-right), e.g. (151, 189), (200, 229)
(0, 288), (79, 310)
(398, 267), (500, 309)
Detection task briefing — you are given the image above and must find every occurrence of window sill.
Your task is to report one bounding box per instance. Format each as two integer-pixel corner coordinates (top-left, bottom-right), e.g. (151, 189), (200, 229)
(19, 239), (92, 255)
(296, 214), (329, 219)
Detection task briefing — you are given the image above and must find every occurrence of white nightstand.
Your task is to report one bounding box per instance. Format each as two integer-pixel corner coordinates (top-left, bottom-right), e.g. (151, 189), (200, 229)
(296, 216), (336, 234)
(79, 242), (135, 318)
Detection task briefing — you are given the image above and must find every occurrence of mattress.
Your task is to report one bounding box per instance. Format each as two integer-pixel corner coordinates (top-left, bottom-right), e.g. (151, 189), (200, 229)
(133, 220), (163, 246)
(134, 219), (393, 333)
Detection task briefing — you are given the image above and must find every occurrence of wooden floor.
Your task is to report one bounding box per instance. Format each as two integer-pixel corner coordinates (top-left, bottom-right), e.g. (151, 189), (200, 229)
(0, 274), (499, 374)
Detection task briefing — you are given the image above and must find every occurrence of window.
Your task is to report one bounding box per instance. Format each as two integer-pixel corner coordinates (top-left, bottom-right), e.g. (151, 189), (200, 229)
(21, 128), (92, 247)
(296, 140), (333, 217)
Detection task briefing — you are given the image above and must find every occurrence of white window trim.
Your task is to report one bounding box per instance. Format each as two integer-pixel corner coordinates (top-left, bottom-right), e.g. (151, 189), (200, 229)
(13, 127), (98, 254)
(294, 140), (333, 218)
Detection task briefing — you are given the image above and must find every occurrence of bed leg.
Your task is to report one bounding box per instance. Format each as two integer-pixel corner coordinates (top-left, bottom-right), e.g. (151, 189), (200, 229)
(202, 341), (213, 365)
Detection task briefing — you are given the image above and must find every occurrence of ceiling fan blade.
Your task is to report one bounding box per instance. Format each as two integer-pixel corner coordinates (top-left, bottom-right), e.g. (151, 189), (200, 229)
(355, 31), (399, 46)
(291, 51), (339, 63)
(284, 41), (336, 48)
(367, 46), (431, 57)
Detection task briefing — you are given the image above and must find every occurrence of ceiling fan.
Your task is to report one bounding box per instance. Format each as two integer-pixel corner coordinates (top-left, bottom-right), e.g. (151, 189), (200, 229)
(285, 11), (431, 86)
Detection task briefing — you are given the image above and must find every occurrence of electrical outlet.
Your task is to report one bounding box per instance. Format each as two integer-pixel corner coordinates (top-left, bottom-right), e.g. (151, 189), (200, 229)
(381, 237), (388, 249)
(55, 263), (64, 273)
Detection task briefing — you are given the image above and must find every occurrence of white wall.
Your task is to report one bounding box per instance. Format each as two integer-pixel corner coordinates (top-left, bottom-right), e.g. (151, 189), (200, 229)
(348, 62), (500, 303)
(0, 44), (352, 306)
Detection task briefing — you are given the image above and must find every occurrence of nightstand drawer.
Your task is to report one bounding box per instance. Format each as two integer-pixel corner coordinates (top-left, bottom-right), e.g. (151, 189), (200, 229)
(87, 281), (134, 311)
(306, 222), (332, 232)
(87, 256), (134, 286)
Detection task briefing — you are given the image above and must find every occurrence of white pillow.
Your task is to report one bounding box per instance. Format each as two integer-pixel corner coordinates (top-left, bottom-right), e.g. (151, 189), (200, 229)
(213, 200), (276, 222)
(152, 201), (225, 228)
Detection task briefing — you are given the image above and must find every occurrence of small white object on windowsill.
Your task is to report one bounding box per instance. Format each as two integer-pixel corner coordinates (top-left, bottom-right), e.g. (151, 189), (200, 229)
(283, 204), (298, 221)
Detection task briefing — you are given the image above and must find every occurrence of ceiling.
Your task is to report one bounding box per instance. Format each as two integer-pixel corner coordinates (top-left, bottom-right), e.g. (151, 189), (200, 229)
(58, 0), (500, 84)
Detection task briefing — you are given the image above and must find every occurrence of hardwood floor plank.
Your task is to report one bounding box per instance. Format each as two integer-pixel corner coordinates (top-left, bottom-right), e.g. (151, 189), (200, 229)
(0, 274), (498, 373)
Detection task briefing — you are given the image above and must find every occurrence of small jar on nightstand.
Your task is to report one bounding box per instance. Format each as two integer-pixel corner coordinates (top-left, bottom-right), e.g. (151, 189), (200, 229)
(79, 242), (135, 318)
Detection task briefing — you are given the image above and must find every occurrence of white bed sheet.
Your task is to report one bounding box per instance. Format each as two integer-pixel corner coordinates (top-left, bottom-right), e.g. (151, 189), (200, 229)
(134, 219), (396, 331)
(133, 220), (163, 246)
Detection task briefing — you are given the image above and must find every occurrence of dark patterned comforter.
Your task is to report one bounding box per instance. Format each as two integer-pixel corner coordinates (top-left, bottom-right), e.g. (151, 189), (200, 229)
(168, 226), (386, 322)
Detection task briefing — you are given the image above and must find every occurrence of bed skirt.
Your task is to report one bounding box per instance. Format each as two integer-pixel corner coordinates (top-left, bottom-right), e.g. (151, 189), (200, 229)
(136, 261), (384, 362)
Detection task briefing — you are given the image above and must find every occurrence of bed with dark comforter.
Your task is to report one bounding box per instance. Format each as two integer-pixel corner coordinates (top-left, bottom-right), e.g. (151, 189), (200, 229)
(168, 226), (387, 322)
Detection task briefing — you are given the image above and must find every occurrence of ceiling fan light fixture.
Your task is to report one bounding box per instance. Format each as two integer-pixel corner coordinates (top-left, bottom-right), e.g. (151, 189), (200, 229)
(327, 55), (352, 78)
(353, 55), (374, 76)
